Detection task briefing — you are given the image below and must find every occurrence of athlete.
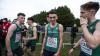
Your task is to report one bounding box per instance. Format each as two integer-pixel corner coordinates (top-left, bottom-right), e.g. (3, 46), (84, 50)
(6, 13), (25, 56)
(40, 11), (63, 56)
(69, 1), (100, 56)
(23, 17), (37, 56)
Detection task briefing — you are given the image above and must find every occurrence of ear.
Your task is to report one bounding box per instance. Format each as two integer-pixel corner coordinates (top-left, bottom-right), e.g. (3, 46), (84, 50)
(56, 16), (58, 20)
(90, 9), (96, 16)
(47, 17), (50, 21)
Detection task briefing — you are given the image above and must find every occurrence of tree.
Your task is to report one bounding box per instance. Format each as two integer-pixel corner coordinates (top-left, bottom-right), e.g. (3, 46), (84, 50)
(32, 6), (75, 31)
(56, 6), (75, 27)
(75, 18), (80, 27)
(32, 11), (48, 25)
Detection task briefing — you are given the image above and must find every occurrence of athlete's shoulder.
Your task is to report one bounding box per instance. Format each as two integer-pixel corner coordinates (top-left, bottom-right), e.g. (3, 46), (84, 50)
(45, 24), (49, 28)
(58, 23), (63, 31)
(9, 24), (17, 30)
(95, 20), (100, 31)
(96, 21), (100, 26)
(58, 23), (63, 28)
(96, 19), (100, 25)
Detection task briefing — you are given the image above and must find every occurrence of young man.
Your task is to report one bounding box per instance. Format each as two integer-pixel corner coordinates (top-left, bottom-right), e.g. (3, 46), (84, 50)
(23, 17), (37, 56)
(6, 13), (25, 56)
(40, 11), (63, 56)
(69, 1), (100, 56)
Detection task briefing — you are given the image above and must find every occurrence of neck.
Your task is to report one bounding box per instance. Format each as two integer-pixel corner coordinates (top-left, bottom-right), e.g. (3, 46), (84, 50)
(50, 22), (56, 26)
(16, 21), (21, 26)
(30, 23), (33, 26)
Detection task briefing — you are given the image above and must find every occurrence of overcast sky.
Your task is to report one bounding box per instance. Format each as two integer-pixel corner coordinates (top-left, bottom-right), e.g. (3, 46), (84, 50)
(0, 0), (100, 21)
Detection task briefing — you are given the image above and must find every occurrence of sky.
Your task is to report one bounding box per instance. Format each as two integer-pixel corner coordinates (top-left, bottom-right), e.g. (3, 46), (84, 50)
(0, 0), (100, 21)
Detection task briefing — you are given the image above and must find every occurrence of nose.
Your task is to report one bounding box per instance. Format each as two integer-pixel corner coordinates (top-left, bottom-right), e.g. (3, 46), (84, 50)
(51, 18), (54, 21)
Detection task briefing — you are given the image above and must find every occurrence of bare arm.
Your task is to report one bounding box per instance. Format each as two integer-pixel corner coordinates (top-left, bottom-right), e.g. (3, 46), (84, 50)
(56, 24), (63, 54)
(73, 38), (81, 48)
(6, 24), (16, 52)
(81, 21), (100, 49)
(68, 38), (81, 56)
(41, 24), (48, 51)
(26, 27), (37, 40)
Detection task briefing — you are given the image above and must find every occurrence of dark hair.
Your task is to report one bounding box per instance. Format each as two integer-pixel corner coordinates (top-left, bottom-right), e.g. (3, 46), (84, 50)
(3, 18), (8, 21)
(17, 13), (25, 17)
(27, 17), (34, 22)
(0, 19), (3, 25)
(47, 10), (57, 16)
(81, 1), (100, 12)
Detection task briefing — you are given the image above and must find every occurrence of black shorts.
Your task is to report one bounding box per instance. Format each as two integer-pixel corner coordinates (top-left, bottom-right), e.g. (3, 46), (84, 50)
(43, 49), (56, 56)
(79, 51), (88, 56)
(12, 46), (24, 56)
(26, 41), (36, 52)
(1, 37), (6, 48)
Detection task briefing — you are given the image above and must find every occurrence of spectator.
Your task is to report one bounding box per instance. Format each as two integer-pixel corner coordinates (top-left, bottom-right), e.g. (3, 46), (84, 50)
(70, 24), (78, 47)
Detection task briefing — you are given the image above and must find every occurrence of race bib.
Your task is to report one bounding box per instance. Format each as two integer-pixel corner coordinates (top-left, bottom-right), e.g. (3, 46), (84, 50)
(80, 38), (92, 55)
(15, 33), (21, 42)
(46, 37), (57, 48)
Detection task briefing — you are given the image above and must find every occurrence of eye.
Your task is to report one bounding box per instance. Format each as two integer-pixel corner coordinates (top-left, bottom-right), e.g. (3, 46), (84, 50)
(49, 16), (56, 19)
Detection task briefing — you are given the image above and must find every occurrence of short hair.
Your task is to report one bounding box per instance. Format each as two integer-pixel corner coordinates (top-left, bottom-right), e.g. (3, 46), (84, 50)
(47, 10), (57, 16)
(27, 17), (34, 22)
(81, 1), (100, 12)
(3, 18), (8, 21)
(17, 13), (25, 17)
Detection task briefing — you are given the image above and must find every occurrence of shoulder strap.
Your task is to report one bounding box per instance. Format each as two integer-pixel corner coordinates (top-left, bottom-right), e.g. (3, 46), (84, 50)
(57, 23), (60, 32)
(89, 20), (100, 27)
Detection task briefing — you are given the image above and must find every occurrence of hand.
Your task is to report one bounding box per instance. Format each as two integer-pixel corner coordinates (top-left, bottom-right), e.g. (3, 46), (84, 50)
(23, 38), (27, 40)
(68, 48), (74, 56)
(40, 50), (44, 56)
(7, 51), (13, 56)
(54, 52), (60, 56)
(80, 17), (88, 26)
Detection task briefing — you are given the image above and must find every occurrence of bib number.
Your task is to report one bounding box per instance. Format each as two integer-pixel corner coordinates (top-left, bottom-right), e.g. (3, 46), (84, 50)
(46, 37), (57, 48)
(15, 33), (21, 42)
(80, 38), (92, 55)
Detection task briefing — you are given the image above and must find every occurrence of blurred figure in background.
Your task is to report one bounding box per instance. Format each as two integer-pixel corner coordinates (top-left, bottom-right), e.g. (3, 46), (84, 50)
(0, 19), (3, 56)
(12, 19), (17, 24)
(70, 24), (78, 47)
(2, 18), (11, 56)
(2, 18), (11, 48)
(23, 17), (37, 56)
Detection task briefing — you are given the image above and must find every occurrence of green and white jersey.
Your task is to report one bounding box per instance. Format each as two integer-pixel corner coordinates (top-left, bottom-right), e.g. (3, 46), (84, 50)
(27, 26), (37, 46)
(45, 23), (60, 52)
(10, 24), (22, 50)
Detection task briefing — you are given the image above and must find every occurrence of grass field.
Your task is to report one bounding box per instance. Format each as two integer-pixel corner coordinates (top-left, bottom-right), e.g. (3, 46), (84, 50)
(34, 45), (80, 56)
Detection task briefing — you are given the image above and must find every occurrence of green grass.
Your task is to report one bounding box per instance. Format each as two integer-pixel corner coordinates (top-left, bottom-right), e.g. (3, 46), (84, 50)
(34, 45), (80, 56)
